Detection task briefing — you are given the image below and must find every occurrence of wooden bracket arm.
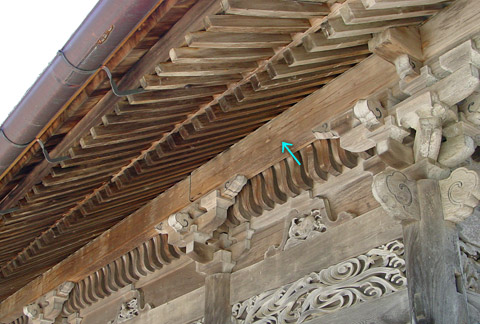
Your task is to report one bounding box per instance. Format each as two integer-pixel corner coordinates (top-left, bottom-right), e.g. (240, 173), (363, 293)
(23, 282), (74, 324)
(439, 167), (480, 223)
(157, 175), (247, 264)
(372, 170), (420, 223)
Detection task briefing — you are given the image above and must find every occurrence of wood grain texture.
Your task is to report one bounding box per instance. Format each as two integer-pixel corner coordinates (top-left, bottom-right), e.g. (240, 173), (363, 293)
(421, 0), (480, 60)
(231, 207), (402, 303)
(189, 55), (398, 200)
(403, 180), (469, 323)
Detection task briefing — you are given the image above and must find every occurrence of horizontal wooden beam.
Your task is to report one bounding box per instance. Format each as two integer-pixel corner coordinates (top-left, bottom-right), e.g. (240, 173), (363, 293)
(0, 53), (395, 324)
(231, 207), (402, 303)
(188, 54), (397, 200)
(421, 0), (480, 60)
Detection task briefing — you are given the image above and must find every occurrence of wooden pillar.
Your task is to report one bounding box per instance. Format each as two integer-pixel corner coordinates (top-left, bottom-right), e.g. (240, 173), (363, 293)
(403, 179), (469, 323)
(372, 169), (476, 324)
(204, 273), (231, 324)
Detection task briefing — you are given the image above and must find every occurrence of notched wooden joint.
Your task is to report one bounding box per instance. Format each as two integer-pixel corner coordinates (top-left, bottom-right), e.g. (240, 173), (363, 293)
(157, 176), (247, 265)
(23, 282), (74, 324)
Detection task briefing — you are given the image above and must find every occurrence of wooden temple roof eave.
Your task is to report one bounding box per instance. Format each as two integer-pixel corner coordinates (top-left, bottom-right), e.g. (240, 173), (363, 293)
(0, 0), (183, 187)
(0, 0), (222, 213)
(0, 52), (399, 323)
(0, 0), (475, 322)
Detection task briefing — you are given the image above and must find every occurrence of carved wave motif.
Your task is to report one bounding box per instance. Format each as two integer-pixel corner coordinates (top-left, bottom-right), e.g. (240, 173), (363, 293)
(232, 240), (406, 324)
(63, 234), (182, 315)
(227, 139), (359, 225)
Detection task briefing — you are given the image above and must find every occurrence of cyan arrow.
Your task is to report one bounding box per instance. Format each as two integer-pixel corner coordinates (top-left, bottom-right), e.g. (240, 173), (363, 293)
(281, 142), (301, 166)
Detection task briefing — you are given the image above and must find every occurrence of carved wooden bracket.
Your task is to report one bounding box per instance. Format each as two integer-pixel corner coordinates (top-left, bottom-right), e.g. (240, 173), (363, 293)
(335, 41), (480, 170)
(23, 282), (74, 324)
(439, 40), (480, 74)
(372, 170), (420, 223)
(439, 168), (480, 223)
(157, 175), (247, 265)
(374, 167), (480, 224)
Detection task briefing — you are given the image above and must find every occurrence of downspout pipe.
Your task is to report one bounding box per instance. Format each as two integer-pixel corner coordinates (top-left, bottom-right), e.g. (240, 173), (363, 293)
(0, 0), (160, 174)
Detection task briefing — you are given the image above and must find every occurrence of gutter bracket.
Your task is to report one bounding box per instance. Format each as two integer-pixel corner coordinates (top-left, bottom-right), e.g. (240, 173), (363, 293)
(58, 50), (147, 97)
(37, 139), (70, 164)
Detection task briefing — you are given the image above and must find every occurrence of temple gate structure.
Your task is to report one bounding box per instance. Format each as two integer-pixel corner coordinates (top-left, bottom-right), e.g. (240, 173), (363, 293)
(0, 0), (479, 323)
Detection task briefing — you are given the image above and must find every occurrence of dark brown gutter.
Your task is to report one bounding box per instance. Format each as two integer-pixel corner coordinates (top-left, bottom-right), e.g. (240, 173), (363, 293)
(0, 0), (160, 174)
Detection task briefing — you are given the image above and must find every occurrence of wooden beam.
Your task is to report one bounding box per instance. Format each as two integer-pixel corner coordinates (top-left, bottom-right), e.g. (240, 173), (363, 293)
(0, 53), (396, 324)
(421, 0), (480, 60)
(3, 3), (480, 316)
(188, 55), (397, 200)
(231, 207), (402, 303)
(303, 290), (409, 324)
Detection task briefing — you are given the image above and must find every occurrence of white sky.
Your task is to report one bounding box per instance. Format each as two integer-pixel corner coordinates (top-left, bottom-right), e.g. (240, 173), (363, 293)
(0, 1), (100, 125)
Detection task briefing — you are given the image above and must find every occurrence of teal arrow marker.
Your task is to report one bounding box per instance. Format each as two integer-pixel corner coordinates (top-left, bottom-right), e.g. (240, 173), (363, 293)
(281, 142), (301, 166)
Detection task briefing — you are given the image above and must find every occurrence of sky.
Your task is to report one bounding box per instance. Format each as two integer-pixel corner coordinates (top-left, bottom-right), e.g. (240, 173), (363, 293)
(0, 1), (100, 125)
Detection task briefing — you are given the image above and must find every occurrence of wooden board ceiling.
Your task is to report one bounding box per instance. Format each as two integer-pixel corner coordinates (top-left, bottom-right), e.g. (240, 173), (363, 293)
(0, 0), (451, 302)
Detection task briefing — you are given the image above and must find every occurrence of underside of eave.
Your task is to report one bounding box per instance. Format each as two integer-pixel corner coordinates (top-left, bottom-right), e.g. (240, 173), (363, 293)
(0, 0), (457, 308)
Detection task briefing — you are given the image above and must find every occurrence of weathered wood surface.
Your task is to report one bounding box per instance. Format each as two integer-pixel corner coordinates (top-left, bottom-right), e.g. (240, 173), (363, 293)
(190, 55), (397, 200)
(403, 180), (469, 323)
(421, 0), (480, 60)
(205, 274), (231, 324)
(1, 0), (477, 320)
(231, 207), (402, 303)
(129, 287), (204, 324)
(304, 290), (409, 324)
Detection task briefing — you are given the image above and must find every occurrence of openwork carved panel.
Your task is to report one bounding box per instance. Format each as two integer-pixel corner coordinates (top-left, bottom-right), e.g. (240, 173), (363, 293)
(232, 240), (406, 324)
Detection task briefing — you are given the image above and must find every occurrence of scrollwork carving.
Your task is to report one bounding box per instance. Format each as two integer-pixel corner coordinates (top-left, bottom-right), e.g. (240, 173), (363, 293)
(353, 99), (386, 130)
(439, 167), (480, 223)
(168, 212), (192, 233)
(233, 240), (406, 324)
(372, 170), (420, 223)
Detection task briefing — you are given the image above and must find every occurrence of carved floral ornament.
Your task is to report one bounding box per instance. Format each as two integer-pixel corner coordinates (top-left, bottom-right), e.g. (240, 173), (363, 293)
(232, 240), (406, 324)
